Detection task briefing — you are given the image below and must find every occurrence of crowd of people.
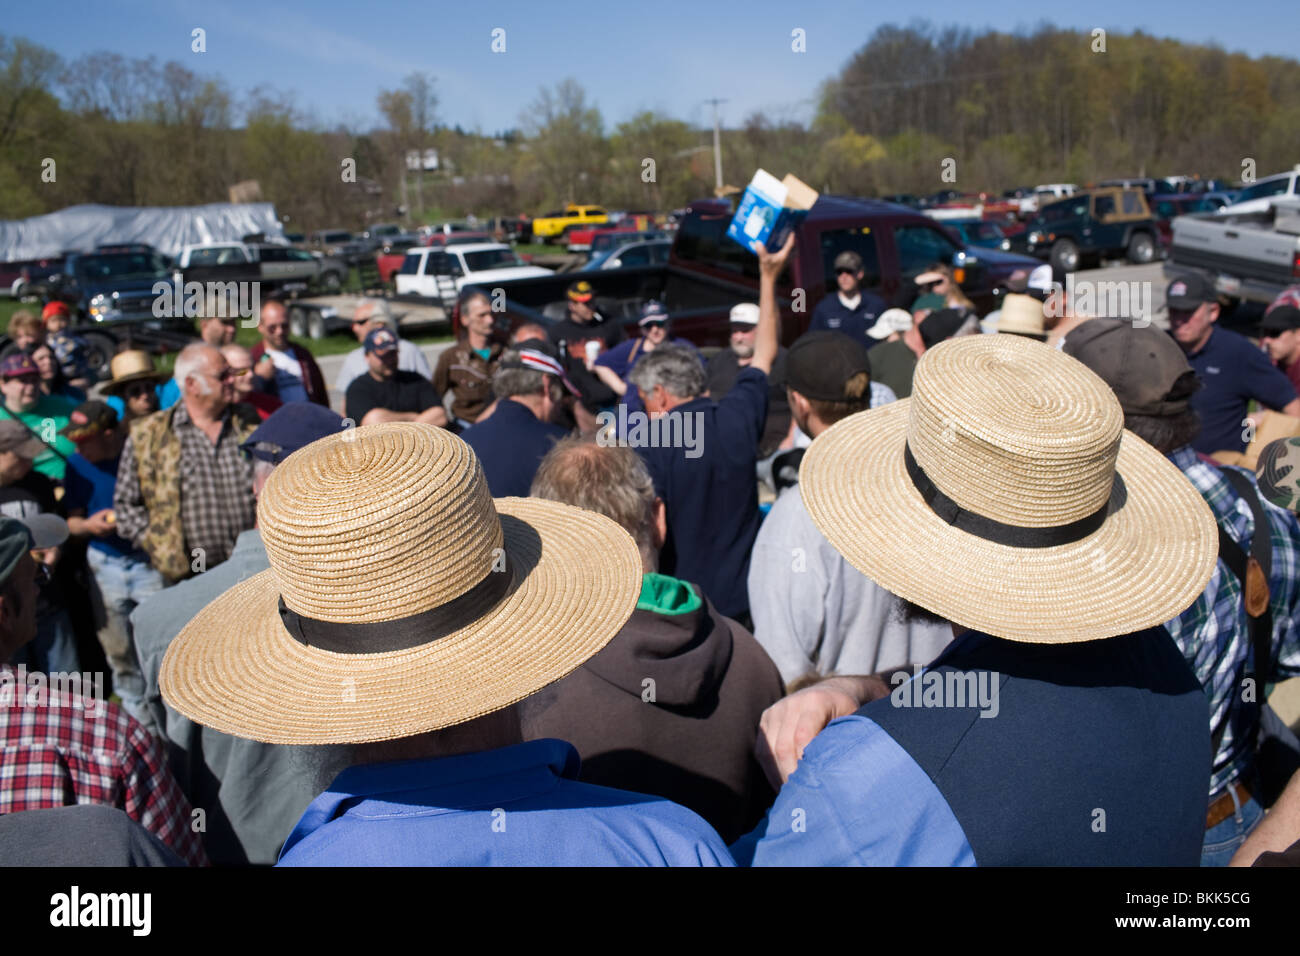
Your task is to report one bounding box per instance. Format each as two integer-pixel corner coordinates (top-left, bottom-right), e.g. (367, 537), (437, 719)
(2, 238), (1300, 869)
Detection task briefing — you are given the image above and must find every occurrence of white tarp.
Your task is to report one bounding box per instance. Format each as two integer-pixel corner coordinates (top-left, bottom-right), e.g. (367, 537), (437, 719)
(0, 202), (284, 261)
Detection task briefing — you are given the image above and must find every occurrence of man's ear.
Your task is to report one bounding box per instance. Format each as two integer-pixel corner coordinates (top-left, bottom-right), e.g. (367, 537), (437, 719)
(651, 497), (667, 550)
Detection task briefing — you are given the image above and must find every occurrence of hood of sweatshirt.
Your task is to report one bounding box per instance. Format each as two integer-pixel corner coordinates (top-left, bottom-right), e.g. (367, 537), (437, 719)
(581, 573), (734, 708)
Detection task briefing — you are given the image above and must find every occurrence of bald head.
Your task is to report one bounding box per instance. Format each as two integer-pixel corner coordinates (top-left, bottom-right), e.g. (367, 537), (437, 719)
(260, 300), (289, 350)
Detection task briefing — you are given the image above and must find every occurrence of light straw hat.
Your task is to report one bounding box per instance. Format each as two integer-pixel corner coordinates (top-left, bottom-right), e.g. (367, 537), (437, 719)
(798, 334), (1217, 643)
(102, 350), (167, 395)
(160, 422), (643, 744)
(987, 293), (1048, 340)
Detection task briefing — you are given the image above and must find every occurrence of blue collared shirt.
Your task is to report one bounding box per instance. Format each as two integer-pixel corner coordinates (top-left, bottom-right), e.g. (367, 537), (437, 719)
(276, 738), (734, 866)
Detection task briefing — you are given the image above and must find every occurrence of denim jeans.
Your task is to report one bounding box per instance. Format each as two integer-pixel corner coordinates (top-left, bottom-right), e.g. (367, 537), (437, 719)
(86, 547), (165, 731)
(1201, 783), (1265, 867)
(10, 608), (80, 674)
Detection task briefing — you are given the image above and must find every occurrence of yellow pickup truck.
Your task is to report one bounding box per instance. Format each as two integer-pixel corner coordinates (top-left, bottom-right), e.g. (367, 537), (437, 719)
(529, 204), (609, 242)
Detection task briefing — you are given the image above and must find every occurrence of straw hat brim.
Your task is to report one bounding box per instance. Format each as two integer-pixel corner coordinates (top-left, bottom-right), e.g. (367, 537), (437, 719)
(799, 400), (1217, 643)
(159, 496), (643, 744)
(103, 370), (167, 395)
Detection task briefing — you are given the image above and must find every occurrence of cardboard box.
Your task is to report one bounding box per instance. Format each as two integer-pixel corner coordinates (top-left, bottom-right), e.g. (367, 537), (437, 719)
(726, 169), (819, 254)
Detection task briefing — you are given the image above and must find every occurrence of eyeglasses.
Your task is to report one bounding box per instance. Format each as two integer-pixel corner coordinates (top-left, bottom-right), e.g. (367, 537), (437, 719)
(642, 321), (667, 329)
(729, 323), (756, 334)
(226, 367), (251, 378)
(124, 383), (155, 398)
(836, 268), (858, 277)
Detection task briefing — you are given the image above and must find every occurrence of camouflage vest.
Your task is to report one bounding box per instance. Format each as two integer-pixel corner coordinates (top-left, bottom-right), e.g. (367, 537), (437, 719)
(129, 402), (260, 582)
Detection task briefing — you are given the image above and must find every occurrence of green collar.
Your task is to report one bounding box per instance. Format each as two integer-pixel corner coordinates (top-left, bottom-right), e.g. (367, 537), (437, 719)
(636, 572), (702, 616)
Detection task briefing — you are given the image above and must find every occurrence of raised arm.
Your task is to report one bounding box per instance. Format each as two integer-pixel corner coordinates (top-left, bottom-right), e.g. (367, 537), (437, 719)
(750, 232), (795, 375)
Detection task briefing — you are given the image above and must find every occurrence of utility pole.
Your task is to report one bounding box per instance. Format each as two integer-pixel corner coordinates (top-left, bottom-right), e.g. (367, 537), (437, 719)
(706, 98), (727, 193)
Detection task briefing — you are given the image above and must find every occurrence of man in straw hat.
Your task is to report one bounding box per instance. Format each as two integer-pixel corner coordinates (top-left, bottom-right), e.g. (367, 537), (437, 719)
(101, 349), (167, 427)
(159, 422), (732, 865)
(731, 334), (1217, 866)
(1062, 319), (1300, 865)
(980, 293), (1048, 341)
(133, 402), (344, 864)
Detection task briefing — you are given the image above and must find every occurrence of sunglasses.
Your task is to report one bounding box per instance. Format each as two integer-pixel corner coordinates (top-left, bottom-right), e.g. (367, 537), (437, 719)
(729, 323), (756, 334)
(836, 268), (858, 276)
(642, 320), (667, 329)
(124, 383), (155, 398)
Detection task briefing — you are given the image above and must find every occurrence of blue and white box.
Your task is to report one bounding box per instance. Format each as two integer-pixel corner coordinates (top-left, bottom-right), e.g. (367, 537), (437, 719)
(726, 169), (819, 254)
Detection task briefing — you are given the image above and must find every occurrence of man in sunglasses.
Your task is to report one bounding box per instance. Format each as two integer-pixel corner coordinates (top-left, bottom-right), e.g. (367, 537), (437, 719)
(114, 344), (259, 584)
(333, 298), (432, 397)
(705, 304), (792, 460)
(1165, 274), (1300, 455)
(808, 250), (888, 348)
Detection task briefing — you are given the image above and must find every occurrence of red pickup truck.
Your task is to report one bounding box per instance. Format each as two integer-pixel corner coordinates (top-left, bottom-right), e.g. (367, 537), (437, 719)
(453, 195), (1040, 345)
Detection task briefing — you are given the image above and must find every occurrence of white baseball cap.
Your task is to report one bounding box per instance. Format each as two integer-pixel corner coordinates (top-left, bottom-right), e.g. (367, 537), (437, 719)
(867, 308), (913, 340)
(729, 303), (759, 326)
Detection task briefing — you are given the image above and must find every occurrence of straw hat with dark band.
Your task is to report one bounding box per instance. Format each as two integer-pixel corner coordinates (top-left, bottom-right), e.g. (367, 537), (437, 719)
(799, 334), (1217, 643)
(160, 422), (643, 744)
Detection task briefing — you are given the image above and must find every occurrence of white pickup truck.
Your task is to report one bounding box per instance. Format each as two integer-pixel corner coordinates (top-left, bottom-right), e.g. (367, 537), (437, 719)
(394, 243), (552, 304)
(1165, 197), (1300, 307)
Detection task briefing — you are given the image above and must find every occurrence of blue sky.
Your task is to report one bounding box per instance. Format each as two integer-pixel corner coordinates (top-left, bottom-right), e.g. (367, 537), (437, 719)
(10, 0), (1299, 134)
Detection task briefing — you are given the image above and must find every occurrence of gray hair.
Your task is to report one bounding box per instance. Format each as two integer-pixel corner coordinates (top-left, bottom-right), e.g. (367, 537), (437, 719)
(493, 349), (552, 400)
(353, 298), (396, 329)
(531, 437), (657, 567)
(627, 344), (705, 400)
(174, 343), (220, 395)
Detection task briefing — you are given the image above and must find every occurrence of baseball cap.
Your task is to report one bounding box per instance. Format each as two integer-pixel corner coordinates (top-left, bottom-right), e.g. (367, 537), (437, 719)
(638, 301), (669, 327)
(1166, 275), (1215, 312)
(41, 301), (71, 322)
(498, 339), (580, 396)
(729, 303), (759, 327)
(1256, 437), (1300, 513)
(867, 308), (913, 340)
(363, 327), (399, 354)
(1260, 305), (1300, 335)
(1027, 264), (1054, 296)
(918, 309), (966, 349)
(0, 420), (46, 458)
(22, 513), (68, 550)
(241, 403), (345, 465)
(60, 400), (118, 442)
(0, 517), (34, 586)
(566, 280), (595, 303)
(0, 353), (38, 378)
(1061, 318), (1201, 416)
(771, 330), (872, 402)
(833, 251), (864, 273)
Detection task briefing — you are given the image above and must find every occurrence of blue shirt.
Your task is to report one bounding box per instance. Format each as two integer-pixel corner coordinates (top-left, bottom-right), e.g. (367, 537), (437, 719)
(636, 367), (767, 619)
(1187, 327), (1297, 455)
(276, 738), (734, 866)
(733, 628), (1209, 866)
(106, 382), (171, 420)
(461, 399), (569, 497)
(597, 337), (699, 418)
(62, 452), (139, 558)
(809, 291), (888, 344)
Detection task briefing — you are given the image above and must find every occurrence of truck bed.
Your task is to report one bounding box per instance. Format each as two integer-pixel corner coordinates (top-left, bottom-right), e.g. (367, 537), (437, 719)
(1167, 201), (1300, 303)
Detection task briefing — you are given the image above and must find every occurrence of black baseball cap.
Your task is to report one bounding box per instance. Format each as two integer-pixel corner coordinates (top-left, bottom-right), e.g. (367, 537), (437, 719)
(1166, 275), (1216, 312)
(1062, 318), (1201, 416)
(771, 331), (872, 402)
(919, 309), (966, 349)
(60, 400), (118, 442)
(1260, 305), (1300, 335)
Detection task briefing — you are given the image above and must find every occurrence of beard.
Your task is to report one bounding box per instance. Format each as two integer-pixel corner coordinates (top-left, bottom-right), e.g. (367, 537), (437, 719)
(731, 340), (755, 359)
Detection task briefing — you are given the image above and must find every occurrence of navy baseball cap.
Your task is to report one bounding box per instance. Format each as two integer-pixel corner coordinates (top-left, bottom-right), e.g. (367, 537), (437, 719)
(1166, 274), (1216, 312)
(638, 301), (669, 327)
(240, 403), (346, 465)
(363, 328), (399, 354)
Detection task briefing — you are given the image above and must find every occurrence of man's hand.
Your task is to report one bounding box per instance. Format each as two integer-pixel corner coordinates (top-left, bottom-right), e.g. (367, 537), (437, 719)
(254, 356), (274, 379)
(754, 232), (796, 281)
(83, 509), (116, 537)
(754, 675), (889, 789)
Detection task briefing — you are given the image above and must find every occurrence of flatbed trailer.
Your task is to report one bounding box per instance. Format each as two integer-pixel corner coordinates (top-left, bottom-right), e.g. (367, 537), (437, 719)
(284, 293), (453, 340)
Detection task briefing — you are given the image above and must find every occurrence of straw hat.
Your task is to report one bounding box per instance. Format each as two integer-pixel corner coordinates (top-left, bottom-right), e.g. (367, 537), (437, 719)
(798, 334), (1217, 643)
(986, 293), (1047, 340)
(102, 350), (167, 395)
(159, 422), (643, 744)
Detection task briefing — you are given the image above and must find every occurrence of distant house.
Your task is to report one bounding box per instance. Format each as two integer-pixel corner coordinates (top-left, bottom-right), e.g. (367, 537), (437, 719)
(405, 148), (440, 172)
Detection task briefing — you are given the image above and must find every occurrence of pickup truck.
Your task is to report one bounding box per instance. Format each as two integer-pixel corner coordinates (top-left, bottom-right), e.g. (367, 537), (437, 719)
(1165, 197), (1300, 308)
(1021, 187), (1160, 274)
(529, 205), (610, 244)
(177, 242), (347, 293)
(394, 243), (553, 307)
(451, 195), (1039, 346)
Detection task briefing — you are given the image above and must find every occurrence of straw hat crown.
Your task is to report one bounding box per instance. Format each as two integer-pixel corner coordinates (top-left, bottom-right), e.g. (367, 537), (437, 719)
(259, 423), (503, 623)
(907, 335), (1123, 529)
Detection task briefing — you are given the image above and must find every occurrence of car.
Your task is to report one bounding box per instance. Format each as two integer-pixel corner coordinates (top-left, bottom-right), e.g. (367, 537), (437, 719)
(1098, 177), (1159, 195)
(1222, 165), (1300, 215)
(580, 239), (672, 271)
(308, 229), (371, 264)
(529, 205), (610, 244)
(1149, 194), (1221, 249)
(177, 241), (347, 293)
(1021, 188), (1160, 273)
(941, 219), (1012, 251)
(394, 243), (553, 301)
(0, 256), (65, 299)
(1019, 183), (1079, 216)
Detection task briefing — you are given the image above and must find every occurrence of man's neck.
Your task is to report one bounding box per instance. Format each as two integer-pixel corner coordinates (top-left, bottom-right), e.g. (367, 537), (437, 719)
(184, 397), (224, 430)
(1187, 327), (1214, 355)
(839, 290), (861, 307)
(466, 328), (490, 350)
(508, 393), (546, 421)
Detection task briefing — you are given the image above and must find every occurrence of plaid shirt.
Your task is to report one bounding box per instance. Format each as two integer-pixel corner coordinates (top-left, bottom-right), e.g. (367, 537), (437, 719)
(0, 664), (207, 865)
(116, 401), (257, 571)
(1163, 446), (1300, 796)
